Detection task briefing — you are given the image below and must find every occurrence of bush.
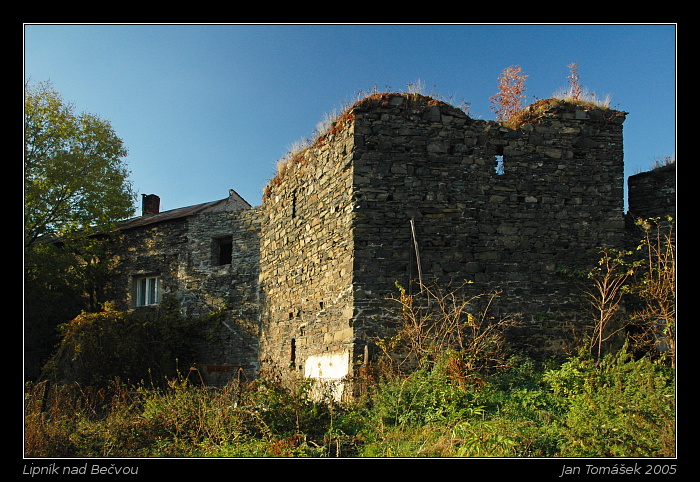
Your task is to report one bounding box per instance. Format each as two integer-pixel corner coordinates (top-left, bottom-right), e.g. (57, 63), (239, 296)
(359, 353), (567, 457)
(543, 345), (675, 457)
(40, 298), (205, 388)
(367, 351), (485, 429)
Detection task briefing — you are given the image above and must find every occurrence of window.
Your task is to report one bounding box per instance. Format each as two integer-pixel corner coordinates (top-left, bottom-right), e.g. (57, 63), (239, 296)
(290, 338), (297, 368)
(494, 155), (505, 175)
(493, 145), (505, 176)
(136, 276), (160, 306)
(212, 236), (233, 266)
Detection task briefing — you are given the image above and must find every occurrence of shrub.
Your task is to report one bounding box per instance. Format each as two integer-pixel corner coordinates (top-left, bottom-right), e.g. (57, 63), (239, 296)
(543, 345), (675, 457)
(40, 297), (205, 388)
(359, 353), (568, 457)
(379, 282), (519, 379)
(490, 65), (528, 122)
(368, 352), (486, 429)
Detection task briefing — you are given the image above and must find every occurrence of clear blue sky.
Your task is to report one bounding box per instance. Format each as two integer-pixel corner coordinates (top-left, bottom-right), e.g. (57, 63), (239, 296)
(24, 23), (676, 212)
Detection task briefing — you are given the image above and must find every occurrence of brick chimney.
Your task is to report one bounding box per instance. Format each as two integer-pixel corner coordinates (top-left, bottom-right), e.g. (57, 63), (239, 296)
(141, 194), (160, 216)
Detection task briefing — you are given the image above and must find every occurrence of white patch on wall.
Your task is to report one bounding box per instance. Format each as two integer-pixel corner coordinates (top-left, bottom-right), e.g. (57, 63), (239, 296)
(304, 352), (350, 401)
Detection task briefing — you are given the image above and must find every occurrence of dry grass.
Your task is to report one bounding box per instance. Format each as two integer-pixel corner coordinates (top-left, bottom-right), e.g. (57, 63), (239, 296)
(262, 82), (469, 201)
(504, 97), (613, 130)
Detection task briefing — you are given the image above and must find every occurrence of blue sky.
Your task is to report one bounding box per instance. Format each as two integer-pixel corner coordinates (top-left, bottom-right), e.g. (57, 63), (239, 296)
(24, 23), (676, 212)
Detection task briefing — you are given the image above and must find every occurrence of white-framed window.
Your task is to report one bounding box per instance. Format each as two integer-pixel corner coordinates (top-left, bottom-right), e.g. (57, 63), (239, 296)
(136, 276), (160, 306)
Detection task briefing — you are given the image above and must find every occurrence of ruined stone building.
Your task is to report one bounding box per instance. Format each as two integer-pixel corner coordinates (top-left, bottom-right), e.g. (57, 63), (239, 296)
(103, 93), (675, 398)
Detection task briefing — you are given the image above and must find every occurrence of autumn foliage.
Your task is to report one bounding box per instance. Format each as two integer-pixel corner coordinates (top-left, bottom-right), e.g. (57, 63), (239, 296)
(490, 65), (529, 122)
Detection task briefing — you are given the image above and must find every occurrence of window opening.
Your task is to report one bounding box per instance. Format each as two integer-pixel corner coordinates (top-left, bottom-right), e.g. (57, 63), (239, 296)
(213, 236), (233, 266)
(136, 276), (160, 306)
(494, 155), (505, 175)
(290, 338), (297, 367)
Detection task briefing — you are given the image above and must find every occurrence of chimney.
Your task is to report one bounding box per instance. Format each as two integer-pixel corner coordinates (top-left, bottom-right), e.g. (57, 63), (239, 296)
(141, 194), (160, 216)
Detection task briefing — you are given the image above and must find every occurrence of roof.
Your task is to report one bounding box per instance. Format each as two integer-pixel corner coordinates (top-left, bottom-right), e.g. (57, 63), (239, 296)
(115, 198), (229, 230)
(115, 189), (251, 231)
(34, 191), (252, 245)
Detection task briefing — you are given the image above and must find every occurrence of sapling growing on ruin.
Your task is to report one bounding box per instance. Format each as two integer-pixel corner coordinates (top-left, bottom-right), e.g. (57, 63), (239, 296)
(490, 65), (528, 122)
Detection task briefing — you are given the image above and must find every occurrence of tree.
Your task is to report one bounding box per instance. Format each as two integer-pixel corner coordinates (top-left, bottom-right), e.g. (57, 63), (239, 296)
(566, 62), (582, 101)
(583, 249), (634, 360)
(490, 66), (528, 122)
(24, 81), (136, 380)
(24, 81), (135, 247)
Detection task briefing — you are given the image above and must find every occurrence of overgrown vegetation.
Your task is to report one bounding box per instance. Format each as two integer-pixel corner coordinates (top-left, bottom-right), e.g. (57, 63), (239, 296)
(25, 218), (675, 458)
(24, 344), (674, 458)
(24, 81), (136, 380)
(494, 62), (614, 130)
(39, 297), (209, 389)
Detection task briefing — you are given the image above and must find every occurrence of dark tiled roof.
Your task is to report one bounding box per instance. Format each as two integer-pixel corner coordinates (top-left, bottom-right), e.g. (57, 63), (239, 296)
(36, 190), (252, 244)
(115, 198), (229, 231)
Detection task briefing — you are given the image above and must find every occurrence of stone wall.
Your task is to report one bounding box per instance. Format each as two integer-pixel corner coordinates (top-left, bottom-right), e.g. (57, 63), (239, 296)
(349, 95), (626, 357)
(104, 194), (261, 383)
(259, 94), (628, 388)
(106, 220), (189, 311)
(101, 93), (644, 394)
(184, 206), (261, 381)
(258, 113), (356, 397)
(623, 162), (676, 293)
(627, 163), (676, 221)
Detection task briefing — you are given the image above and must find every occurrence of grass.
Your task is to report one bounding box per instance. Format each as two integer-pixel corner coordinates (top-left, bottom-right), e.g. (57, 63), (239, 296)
(503, 95), (616, 130)
(262, 81), (470, 201)
(24, 344), (675, 458)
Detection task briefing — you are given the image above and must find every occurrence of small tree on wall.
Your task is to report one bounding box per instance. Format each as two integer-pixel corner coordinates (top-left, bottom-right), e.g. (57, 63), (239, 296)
(490, 65), (528, 122)
(567, 62), (582, 100)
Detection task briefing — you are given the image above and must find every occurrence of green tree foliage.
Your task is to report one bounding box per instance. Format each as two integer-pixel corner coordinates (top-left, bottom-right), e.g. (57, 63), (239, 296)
(24, 235), (113, 380)
(24, 81), (135, 246)
(24, 81), (136, 379)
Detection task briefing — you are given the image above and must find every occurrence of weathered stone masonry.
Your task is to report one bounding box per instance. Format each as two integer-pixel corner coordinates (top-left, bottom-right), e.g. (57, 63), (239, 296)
(104, 93), (674, 396)
(627, 163), (676, 221)
(105, 191), (261, 383)
(258, 94), (628, 397)
(258, 106), (356, 393)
